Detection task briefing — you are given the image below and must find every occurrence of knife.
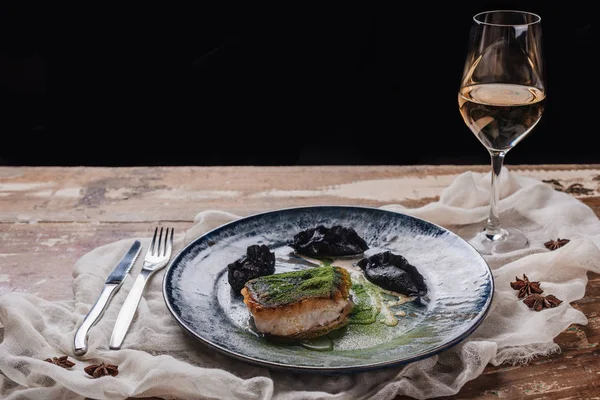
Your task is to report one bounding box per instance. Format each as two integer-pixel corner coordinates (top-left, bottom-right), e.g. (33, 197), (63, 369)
(73, 240), (141, 356)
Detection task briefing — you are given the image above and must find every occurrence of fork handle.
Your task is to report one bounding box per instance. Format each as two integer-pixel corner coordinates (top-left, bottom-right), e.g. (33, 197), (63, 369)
(109, 269), (152, 350)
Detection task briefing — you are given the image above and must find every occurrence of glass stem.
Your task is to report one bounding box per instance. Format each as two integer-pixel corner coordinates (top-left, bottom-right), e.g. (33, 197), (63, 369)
(485, 150), (506, 240)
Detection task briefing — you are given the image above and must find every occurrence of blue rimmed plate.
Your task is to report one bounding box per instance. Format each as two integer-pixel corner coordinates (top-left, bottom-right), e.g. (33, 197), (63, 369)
(163, 205), (493, 373)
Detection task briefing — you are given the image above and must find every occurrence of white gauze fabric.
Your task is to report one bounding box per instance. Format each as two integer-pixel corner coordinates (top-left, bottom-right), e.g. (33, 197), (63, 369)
(2, 167), (600, 400)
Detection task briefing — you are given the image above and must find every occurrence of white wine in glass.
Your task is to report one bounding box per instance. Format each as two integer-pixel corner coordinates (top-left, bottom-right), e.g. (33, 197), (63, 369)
(458, 10), (545, 255)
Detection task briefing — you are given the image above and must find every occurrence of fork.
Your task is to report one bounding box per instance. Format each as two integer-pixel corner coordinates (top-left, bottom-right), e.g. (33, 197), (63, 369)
(109, 226), (174, 350)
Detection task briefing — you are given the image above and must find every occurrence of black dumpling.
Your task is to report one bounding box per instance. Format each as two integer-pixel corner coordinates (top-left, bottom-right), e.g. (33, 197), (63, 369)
(357, 251), (427, 297)
(290, 225), (369, 258)
(227, 244), (276, 292)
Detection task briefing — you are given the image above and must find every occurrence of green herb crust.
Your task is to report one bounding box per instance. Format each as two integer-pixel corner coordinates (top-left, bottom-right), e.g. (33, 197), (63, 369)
(244, 266), (351, 308)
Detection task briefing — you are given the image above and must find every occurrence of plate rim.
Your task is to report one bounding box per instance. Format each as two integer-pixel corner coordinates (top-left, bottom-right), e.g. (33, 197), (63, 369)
(162, 204), (495, 373)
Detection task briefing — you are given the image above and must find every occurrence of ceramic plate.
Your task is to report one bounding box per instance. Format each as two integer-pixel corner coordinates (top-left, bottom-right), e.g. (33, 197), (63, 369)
(163, 206), (493, 373)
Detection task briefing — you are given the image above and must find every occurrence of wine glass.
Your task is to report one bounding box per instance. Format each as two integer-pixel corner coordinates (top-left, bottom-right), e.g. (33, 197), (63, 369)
(458, 10), (545, 255)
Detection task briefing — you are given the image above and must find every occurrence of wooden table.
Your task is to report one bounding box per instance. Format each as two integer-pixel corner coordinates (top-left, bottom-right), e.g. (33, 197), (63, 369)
(1, 164), (599, 399)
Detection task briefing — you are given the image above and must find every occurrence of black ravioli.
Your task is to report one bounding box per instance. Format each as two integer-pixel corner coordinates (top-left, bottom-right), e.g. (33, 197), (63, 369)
(227, 244), (276, 292)
(357, 251), (427, 297)
(290, 225), (369, 258)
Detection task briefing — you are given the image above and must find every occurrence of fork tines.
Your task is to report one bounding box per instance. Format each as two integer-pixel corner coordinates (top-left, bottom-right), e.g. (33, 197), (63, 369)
(150, 226), (174, 257)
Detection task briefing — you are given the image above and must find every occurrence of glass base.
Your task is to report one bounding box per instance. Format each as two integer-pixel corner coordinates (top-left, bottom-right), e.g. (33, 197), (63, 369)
(469, 226), (530, 255)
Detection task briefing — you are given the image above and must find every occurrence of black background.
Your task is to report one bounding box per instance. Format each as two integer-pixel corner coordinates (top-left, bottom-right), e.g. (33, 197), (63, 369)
(0, 2), (594, 166)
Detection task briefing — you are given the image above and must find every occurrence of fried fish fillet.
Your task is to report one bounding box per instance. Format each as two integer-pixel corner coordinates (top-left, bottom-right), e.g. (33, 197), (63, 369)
(241, 266), (354, 340)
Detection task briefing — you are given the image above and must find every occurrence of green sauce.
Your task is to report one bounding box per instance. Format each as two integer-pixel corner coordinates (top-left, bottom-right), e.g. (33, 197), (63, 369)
(349, 280), (381, 324)
(349, 272), (413, 327)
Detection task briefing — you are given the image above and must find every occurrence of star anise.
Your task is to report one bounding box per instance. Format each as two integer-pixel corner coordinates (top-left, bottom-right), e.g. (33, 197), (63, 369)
(44, 355), (75, 369)
(564, 183), (594, 195)
(542, 179), (564, 191)
(510, 274), (543, 299)
(84, 362), (119, 378)
(523, 293), (563, 311)
(544, 238), (570, 251)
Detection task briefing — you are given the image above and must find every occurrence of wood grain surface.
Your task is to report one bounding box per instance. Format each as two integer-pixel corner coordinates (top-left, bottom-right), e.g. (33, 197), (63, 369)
(1, 165), (599, 399)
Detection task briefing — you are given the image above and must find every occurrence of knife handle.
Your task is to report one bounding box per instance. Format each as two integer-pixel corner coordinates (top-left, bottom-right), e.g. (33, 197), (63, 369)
(73, 284), (119, 356)
(109, 269), (152, 350)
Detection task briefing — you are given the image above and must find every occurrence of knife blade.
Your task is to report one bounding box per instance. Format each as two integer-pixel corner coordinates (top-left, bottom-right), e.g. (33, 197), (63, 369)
(73, 240), (141, 355)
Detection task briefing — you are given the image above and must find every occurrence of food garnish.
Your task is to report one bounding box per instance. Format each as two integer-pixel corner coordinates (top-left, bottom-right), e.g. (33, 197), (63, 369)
(510, 274), (543, 299)
(44, 355), (75, 369)
(84, 362), (119, 378)
(510, 273), (563, 311)
(227, 244), (276, 292)
(290, 225), (369, 258)
(544, 238), (570, 251)
(523, 294), (563, 311)
(357, 251), (427, 297)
